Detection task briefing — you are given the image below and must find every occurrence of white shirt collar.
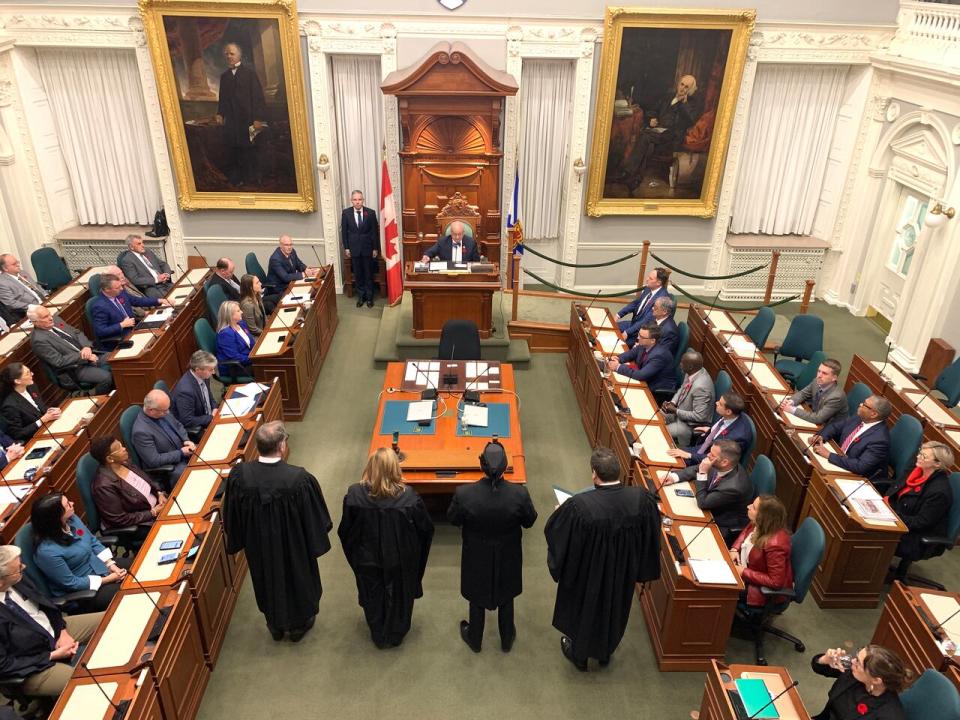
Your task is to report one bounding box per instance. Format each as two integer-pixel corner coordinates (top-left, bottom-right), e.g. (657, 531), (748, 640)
(258, 455), (282, 464)
(859, 420), (881, 431)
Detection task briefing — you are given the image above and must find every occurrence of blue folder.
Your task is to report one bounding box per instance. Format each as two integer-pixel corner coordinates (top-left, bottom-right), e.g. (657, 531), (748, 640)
(379, 400), (437, 436)
(456, 402), (511, 438)
(734, 678), (780, 719)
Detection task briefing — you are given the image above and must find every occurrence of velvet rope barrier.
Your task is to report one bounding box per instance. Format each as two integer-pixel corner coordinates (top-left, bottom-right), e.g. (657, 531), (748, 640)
(517, 244), (640, 268)
(649, 251), (767, 280)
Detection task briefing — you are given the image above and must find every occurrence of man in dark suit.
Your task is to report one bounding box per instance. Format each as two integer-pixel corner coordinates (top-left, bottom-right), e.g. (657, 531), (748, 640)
(420, 221), (480, 264)
(27, 305), (113, 394)
(616, 267), (670, 346)
(266, 235), (319, 294)
(171, 351), (218, 442)
(215, 42), (267, 187)
(118, 235), (173, 298)
(812, 394), (892, 485)
(607, 323), (676, 403)
(341, 190), (380, 308)
(670, 440), (752, 546)
(0, 545), (104, 696)
(90, 273), (166, 350)
(209, 258), (242, 301)
(651, 295), (680, 355)
(780, 358), (848, 427)
(668, 392), (752, 466)
(448, 440), (538, 653)
(131, 389), (195, 490)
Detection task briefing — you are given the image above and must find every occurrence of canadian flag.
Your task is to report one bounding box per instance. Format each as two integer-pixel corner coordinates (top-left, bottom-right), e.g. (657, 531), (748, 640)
(381, 158), (402, 305)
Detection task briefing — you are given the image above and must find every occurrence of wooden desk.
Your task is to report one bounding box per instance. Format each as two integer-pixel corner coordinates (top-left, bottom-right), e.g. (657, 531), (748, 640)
(250, 268), (338, 420)
(49, 669), (163, 720)
(699, 661), (809, 720)
(368, 361), (524, 493)
(38, 393), (122, 440)
(798, 473), (906, 608)
(405, 261), (500, 339)
(871, 581), (960, 691)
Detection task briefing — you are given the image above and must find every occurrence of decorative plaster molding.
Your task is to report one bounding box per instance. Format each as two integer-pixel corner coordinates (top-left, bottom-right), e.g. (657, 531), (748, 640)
(0, 78), (11, 108)
(872, 95), (892, 122)
(953, 123), (960, 145)
(750, 24), (893, 63)
(885, 101), (900, 122)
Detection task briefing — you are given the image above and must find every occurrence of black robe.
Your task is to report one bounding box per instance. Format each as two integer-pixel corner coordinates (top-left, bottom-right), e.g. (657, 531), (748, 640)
(222, 460), (332, 631)
(544, 483), (661, 662)
(337, 484), (434, 644)
(447, 477), (538, 608)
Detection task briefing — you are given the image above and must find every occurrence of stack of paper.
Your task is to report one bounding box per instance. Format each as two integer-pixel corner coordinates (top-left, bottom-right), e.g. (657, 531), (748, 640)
(688, 558), (738, 585)
(849, 497), (898, 522)
(406, 400), (433, 422)
(221, 396), (257, 418)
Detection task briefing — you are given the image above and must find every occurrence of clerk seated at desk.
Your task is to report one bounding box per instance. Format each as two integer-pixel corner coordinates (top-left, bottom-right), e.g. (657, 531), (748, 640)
(668, 392), (752, 466)
(0, 545), (104, 698)
(885, 440), (955, 582)
(420, 221), (480, 264)
(90, 273), (168, 350)
(171, 350), (219, 441)
(606, 322), (676, 404)
(780, 358), (848, 426)
(811, 645), (909, 720)
(810, 394), (891, 486)
(730, 495), (792, 607)
(131, 389), (195, 490)
(215, 301), (254, 378)
(0, 362), (61, 442)
(90, 436), (167, 543)
(667, 440), (752, 546)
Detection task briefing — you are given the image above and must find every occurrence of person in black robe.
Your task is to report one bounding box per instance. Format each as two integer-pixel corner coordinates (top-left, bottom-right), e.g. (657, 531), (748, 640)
(338, 448), (433, 648)
(448, 440), (537, 653)
(544, 446), (661, 671)
(222, 421), (332, 642)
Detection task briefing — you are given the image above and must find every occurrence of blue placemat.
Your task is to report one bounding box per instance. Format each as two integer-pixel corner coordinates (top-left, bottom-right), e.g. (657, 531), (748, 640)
(456, 402), (511, 438)
(380, 400), (437, 436)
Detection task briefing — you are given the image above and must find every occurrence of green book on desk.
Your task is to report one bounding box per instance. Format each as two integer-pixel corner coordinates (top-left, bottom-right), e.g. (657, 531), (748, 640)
(734, 678), (779, 719)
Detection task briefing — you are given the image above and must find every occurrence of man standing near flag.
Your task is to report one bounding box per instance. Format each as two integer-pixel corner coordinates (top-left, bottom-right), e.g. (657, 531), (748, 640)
(380, 159), (404, 306)
(341, 190), (379, 308)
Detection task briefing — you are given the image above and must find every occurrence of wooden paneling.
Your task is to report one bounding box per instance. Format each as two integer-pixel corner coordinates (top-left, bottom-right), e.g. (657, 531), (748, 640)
(507, 320), (569, 353)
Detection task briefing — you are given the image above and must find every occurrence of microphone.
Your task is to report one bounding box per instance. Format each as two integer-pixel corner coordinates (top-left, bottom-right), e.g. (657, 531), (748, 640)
(830, 479), (869, 509)
(877, 341), (893, 381)
(78, 662), (130, 719)
(189, 449), (233, 500)
(745, 680), (799, 720)
(910, 384), (936, 413)
(930, 604), (960, 639)
(36, 415), (67, 453)
(192, 245), (208, 266)
(674, 517), (719, 560)
(583, 288), (603, 319)
(311, 246), (326, 277)
(269, 305), (299, 348)
(123, 568), (172, 639)
(88, 244), (108, 266)
(701, 288), (723, 328)
(176, 264), (195, 287)
(160, 490), (203, 554)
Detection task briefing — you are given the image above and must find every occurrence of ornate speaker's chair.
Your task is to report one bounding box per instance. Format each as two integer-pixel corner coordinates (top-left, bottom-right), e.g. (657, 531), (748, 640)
(427, 192), (490, 260)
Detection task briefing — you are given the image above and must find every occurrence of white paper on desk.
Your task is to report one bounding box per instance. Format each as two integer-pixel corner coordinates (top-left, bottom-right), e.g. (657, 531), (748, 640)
(473, 382), (489, 391)
(596, 331), (623, 354)
(0, 332), (26, 356)
(834, 478), (879, 503)
(427, 361), (440, 371)
(406, 400), (433, 422)
(920, 593), (960, 645)
(782, 412), (819, 429)
(429, 261), (446, 272)
(871, 361), (918, 392)
(281, 292), (307, 305)
(848, 496), (898, 522)
(688, 558), (738, 585)
(0, 485), (31, 504)
(727, 336), (757, 357)
(587, 308), (612, 328)
(488, 366), (499, 375)
(750, 362), (788, 391)
(221, 396), (256, 418)
(708, 312), (738, 333)
(404, 363), (418, 383)
(233, 382), (269, 398)
(145, 307), (173, 322)
(465, 361), (488, 378)
(462, 404), (488, 427)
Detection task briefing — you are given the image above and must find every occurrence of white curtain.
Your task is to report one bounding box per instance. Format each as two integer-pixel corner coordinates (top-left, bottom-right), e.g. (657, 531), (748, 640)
(730, 64), (848, 236)
(36, 48), (162, 226)
(517, 59), (576, 240)
(331, 55), (384, 210)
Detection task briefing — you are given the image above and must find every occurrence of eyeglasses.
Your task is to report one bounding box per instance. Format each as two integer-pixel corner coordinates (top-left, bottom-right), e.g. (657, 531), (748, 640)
(0, 561), (24, 578)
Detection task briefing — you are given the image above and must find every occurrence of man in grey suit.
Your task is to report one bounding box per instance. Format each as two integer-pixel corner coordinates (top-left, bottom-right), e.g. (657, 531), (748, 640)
(666, 440), (752, 546)
(118, 235), (173, 298)
(0, 254), (48, 316)
(27, 305), (113, 394)
(780, 358), (848, 426)
(662, 351), (714, 447)
(131, 389), (195, 490)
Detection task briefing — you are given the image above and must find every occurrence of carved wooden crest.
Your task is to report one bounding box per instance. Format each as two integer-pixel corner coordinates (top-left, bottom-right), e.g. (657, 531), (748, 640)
(437, 192), (479, 219)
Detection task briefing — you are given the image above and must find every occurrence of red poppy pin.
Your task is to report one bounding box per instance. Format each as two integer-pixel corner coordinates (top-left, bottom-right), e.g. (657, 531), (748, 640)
(856, 702), (868, 715)
(76, 528), (84, 536)
(118, 296), (125, 304)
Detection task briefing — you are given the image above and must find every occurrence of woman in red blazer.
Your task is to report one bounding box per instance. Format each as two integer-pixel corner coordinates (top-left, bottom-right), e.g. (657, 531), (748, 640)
(730, 495), (793, 607)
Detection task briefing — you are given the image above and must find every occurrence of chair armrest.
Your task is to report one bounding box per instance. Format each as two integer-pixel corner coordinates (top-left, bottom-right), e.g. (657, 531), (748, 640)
(759, 585), (797, 599)
(97, 534), (119, 545)
(910, 373), (928, 383)
(0, 676), (26, 686)
(51, 589), (98, 607)
(919, 534), (954, 548)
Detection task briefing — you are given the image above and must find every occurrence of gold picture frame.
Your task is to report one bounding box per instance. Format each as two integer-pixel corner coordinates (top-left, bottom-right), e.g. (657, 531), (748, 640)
(585, 7), (755, 217)
(140, 0), (315, 211)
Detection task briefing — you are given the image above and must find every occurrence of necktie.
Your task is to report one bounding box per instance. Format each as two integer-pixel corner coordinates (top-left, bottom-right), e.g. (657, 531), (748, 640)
(52, 327), (82, 351)
(201, 380), (212, 414)
(453, 243), (461, 263)
(17, 275), (44, 302)
(113, 297), (129, 317)
(698, 420), (723, 454)
(840, 423), (863, 453)
(356, 210), (361, 228)
(140, 253), (155, 271)
(158, 417), (182, 448)
(637, 291), (651, 316)
(677, 380), (692, 404)
(639, 349), (650, 365)
(4, 593), (54, 647)
(814, 388), (823, 410)
(707, 469), (720, 490)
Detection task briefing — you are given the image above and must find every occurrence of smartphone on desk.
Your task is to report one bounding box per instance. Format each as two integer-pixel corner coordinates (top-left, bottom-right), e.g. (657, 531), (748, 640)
(157, 552), (179, 565)
(674, 488), (695, 498)
(159, 540), (183, 551)
(24, 447), (51, 461)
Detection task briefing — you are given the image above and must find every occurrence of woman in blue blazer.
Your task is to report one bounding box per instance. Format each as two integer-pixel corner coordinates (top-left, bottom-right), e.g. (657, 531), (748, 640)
(215, 300), (254, 377)
(30, 492), (131, 612)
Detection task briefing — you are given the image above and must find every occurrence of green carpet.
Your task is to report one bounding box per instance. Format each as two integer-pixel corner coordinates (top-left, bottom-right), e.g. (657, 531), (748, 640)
(197, 294), (959, 720)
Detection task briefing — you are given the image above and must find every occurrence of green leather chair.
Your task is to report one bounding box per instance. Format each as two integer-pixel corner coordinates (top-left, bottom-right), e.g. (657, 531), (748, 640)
(88, 273), (103, 297)
(749, 454), (776, 497)
(153, 379), (170, 393)
(744, 307), (775, 349)
(441, 221), (475, 239)
(75, 452), (142, 549)
(773, 315), (824, 384)
(847, 382), (872, 418)
(933, 357), (960, 409)
(900, 669), (960, 720)
(31, 247), (71, 292)
(206, 283), (229, 323)
(13, 523), (95, 608)
(791, 350), (827, 391)
(887, 414), (924, 488)
(245, 252), (268, 284)
(714, 370), (732, 405)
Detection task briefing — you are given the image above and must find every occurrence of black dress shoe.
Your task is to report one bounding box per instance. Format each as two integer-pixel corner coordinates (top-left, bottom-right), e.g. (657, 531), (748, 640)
(560, 636), (588, 671)
(289, 615), (315, 643)
(356, 298), (363, 307)
(460, 620), (481, 653)
(366, 300), (374, 308)
(267, 624), (284, 642)
(501, 631), (515, 653)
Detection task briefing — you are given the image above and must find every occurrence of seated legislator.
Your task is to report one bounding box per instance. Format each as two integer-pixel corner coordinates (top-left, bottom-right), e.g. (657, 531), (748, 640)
(239, 274), (267, 336)
(0, 362), (61, 442)
(810, 645), (909, 720)
(650, 296), (679, 354)
(103, 264), (152, 319)
(605, 323), (676, 404)
(131, 389), (195, 490)
(885, 441), (955, 581)
(171, 350), (218, 441)
(30, 493), (131, 613)
(0, 429), (24, 472)
(669, 440), (752, 546)
(662, 351), (714, 447)
(0, 545), (104, 698)
(0, 254), (47, 317)
(616, 267), (669, 347)
(780, 358), (848, 426)
(266, 234), (319, 294)
(420, 221), (480, 264)
(209, 257), (242, 301)
(215, 301), (254, 378)
(90, 273), (166, 349)
(117, 234), (173, 298)
(90, 435), (166, 542)
(811, 394), (891, 485)
(27, 305), (113, 395)
(668, 392), (752, 466)
(730, 495), (792, 607)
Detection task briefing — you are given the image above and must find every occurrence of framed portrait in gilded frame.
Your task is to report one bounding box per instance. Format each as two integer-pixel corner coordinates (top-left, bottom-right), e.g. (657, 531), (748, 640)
(140, 0), (315, 211)
(585, 7), (755, 217)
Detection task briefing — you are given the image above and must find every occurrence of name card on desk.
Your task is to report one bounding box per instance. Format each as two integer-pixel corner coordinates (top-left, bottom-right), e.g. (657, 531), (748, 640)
(112, 331), (154, 359)
(253, 330), (287, 357)
(200, 423), (244, 462)
(920, 593), (960, 645)
(871, 361), (918, 392)
(4, 438), (63, 481)
(902, 390), (960, 429)
(47, 283), (86, 304)
(45, 398), (99, 434)
(87, 592), (161, 669)
(57, 681), (120, 720)
(587, 308), (612, 328)
(0, 331), (26, 356)
(136, 523), (196, 582)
